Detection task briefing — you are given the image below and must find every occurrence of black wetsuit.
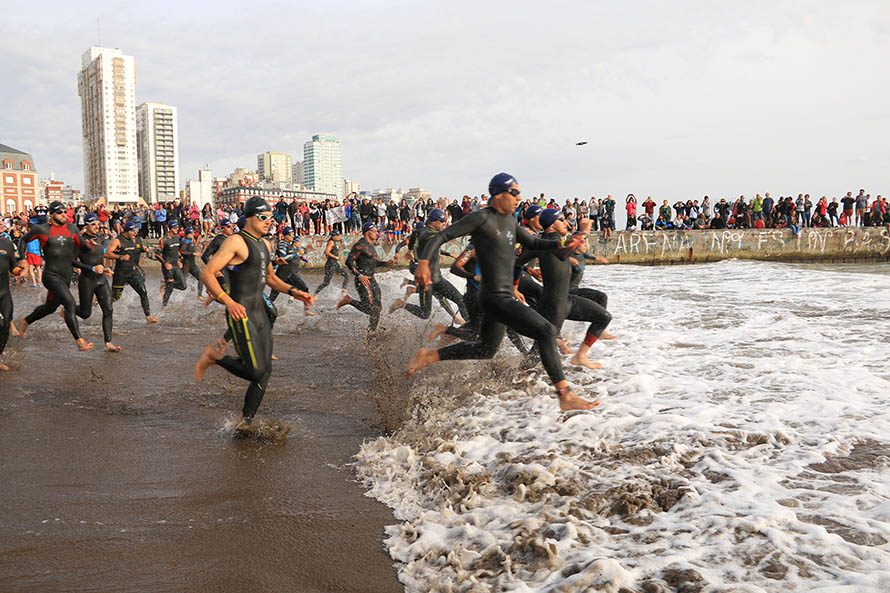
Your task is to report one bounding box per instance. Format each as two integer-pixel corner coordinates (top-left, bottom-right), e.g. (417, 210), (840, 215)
(569, 251), (608, 309)
(180, 237), (203, 296)
(216, 231), (273, 421)
(76, 232), (114, 343)
(418, 207), (569, 384)
(111, 235), (153, 317)
(345, 237), (386, 330)
(201, 233), (228, 265)
(0, 235), (21, 356)
(403, 227), (469, 321)
(447, 249), (530, 354)
(269, 239), (308, 301)
(159, 233), (187, 305)
(20, 222), (85, 340)
(314, 238), (349, 294)
(518, 232), (611, 344)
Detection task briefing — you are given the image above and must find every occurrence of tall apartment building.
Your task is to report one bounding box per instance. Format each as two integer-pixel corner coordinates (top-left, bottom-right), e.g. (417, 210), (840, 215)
(137, 102), (180, 203)
(187, 167), (214, 209)
(292, 161), (304, 186)
(0, 143), (37, 215)
(257, 151), (292, 182)
(77, 47), (139, 203)
(303, 134), (343, 198)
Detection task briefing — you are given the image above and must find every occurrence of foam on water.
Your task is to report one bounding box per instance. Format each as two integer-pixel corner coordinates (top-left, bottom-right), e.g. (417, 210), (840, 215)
(357, 261), (890, 592)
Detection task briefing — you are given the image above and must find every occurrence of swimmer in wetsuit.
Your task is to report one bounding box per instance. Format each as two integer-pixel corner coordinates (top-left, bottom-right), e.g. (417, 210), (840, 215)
(313, 229), (349, 296)
(106, 221), (158, 324)
(0, 218), (27, 370)
(158, 221), (187, 306)
(179, 227), (204, 298)
(75, 214), (121, 352)
(568, 242), (616, 340)
(15, 200), (94, 351)
(407, 173), (599, 411)
(195, 197), (314, 430)
(269, 227), (314, 315)
(517, 209), (611, 370)
(390, 209), (469, 324)
(336, 222), (396, 332)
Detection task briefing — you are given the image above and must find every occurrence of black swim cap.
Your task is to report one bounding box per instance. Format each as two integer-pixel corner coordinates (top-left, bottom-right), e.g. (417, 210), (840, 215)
(243, 197), (272, 218)
(49, 201), (65, 213)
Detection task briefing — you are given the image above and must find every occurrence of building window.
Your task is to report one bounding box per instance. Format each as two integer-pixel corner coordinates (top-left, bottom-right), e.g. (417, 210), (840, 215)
(22, 161), (31, 171)
(2, 161), (11, 170)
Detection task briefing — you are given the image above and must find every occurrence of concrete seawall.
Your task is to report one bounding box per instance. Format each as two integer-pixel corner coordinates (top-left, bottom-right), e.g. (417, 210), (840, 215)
(142, 227), (890, 269)
(585, 227), (890, 265)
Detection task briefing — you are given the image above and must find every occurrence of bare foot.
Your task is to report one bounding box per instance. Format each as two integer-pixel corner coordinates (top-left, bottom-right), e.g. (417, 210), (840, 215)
(452, 315), (466, 326)
(14, 319), (28, 338)
(304, 308), (316, 316)
(427, 323), (449, 341)
(388, 298), (405, 314)
(570, 353), (602, 370)
(234, 417), (255, 435)
(557, 338), (572, 355)
(10, 320), (20, 337)
(407, 347), (438, 379)
(145, 315), (159, 324)
(400, 278), (411, 288)
(216, 338), (228, 351)
(195, 342), (225, 381)
(600, 331), (617, 340)
(76, 339), (94, 351)
(271, 354), (279, 361)
(104, 342), (122, 353)
(336, 294), (352, 310)
(0, 362), (10, 371)
(558, 390), (600, 411)
(405, 285), (416, 296)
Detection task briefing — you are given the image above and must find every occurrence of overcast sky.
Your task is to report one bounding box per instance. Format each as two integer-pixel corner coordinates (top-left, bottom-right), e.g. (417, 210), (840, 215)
(2, 0), (889, 200)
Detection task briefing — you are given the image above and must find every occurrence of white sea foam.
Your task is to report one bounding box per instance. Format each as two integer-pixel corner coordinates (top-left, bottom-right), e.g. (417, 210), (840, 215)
(357, 261), (890, 592)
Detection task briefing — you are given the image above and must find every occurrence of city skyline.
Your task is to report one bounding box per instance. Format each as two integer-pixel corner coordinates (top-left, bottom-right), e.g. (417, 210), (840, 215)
(2, 1), (889, 201)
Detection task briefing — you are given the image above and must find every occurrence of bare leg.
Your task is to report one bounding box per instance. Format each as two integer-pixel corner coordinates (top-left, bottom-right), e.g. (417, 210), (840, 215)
(195, 342), (225, 381)
(599, 330), (617, 340)
(14, 318), (29, 339)
(570, 342), (602, 370)
(336, 294), (352, 310)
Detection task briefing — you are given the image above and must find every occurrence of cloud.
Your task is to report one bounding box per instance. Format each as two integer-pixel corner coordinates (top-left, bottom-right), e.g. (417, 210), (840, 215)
(1, 0), (888, 200)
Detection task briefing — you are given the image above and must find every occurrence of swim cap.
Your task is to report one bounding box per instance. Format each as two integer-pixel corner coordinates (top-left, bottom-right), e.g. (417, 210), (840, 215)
(218, 219), (232, 227)
(426, 208), (446, 223)
(237, 216), (247, 230)
(330, 229), (342, 237)
(123, 221), (138, 232)
(84, 213), (98, 223)
(488, 172), (517, 197)
(243, 196), (272, 217)
(280, 226), (294, 235)
(168, 220), (180, 228)
(523, 205), (543, 220)
(539, 208), (562, 229)
(413, 221), (425, 231)
(48, 200), (65, 213)
(362, 222), (376, 233)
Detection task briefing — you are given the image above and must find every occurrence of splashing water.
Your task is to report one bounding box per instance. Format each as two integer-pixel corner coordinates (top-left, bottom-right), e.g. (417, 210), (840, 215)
(357, 261), (890, 592)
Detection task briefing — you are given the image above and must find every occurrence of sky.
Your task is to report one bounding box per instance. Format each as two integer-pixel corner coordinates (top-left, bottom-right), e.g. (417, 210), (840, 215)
(2, 0), (889, 201)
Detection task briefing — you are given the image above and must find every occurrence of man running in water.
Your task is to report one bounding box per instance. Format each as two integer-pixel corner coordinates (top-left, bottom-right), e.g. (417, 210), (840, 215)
(106, 222), (158, 324)
(269, 226), (313, 315)
(195, 197), (314, 430)
(15, 201), (94, 351)
(390, 208), (469, 323)
(0, 219), (27, 370)
(201, 219), (235, 267)
(518, 209), (611, 370)
(179, 227), (204, 298)
(313, 229), (349, 296)
(407, 173), (598, 411)
(158, 221), (187, 306)
(336, 222), (394, 331)
(75, 213), (121, 352)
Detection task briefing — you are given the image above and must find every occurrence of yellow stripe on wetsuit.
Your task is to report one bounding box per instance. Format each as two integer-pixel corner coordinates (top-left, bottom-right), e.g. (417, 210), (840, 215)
(241, 317), (259, 369)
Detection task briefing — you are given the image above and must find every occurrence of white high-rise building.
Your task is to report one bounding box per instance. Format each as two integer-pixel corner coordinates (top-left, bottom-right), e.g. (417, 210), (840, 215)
(303, 134), (343, 198)
(77, 47), (139, 203)
(137, 102), (180, 203)
(187, 167), (213, 209)
(257, 151), (292, 182)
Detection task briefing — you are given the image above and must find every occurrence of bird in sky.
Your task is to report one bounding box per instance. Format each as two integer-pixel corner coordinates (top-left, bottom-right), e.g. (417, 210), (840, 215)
(575, 141), (588, 146)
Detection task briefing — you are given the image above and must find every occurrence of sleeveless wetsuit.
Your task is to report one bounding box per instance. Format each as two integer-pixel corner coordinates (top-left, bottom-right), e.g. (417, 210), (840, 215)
(216, 231), (273, 420)
(111, 235), (153, 317)
(345, 237), (386, 330)
(76, 232), (114, 343)
(314, 238), (349, 295)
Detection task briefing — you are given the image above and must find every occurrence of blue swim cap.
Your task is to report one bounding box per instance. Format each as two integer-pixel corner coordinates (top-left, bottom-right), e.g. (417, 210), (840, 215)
(84, 213), (98, 224)
(426, 208), (446, 223)
(523, 205), (543, 220)
(539, 208), (562, 229)
(123, 221), (138, 232)
(237, 216), (247, 230)
(413, 221), (425, 231)
(218, 219), (232, 227)
(280, 226), (294, 235)
(169, 220), (180, 228)
(362, 222), (376, 233)
(488, 172), (518, 197)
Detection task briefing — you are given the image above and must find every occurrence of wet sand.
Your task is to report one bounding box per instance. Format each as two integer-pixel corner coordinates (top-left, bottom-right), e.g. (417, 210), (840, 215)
(0, 271), (402, 593)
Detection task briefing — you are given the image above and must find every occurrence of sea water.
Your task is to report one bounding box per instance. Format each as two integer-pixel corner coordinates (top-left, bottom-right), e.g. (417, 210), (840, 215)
(358, 261), (890, 592)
